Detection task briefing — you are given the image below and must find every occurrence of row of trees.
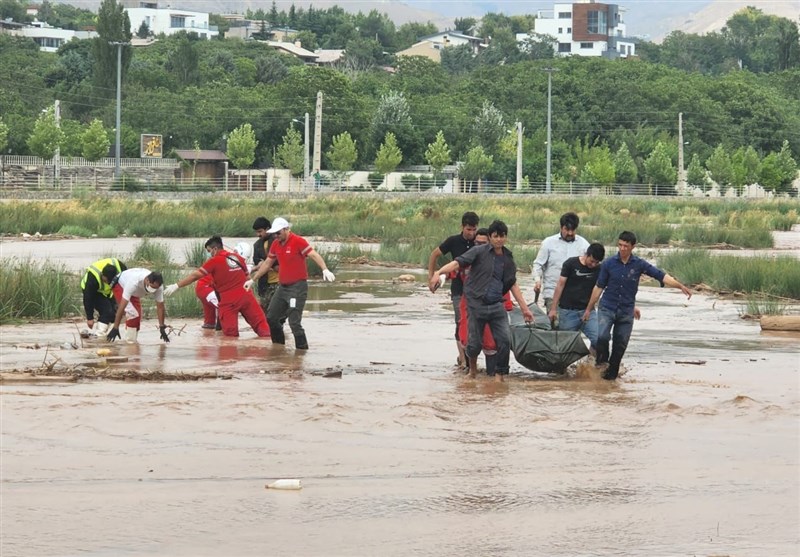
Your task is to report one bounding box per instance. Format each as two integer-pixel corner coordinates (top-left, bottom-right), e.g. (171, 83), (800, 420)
(639, 7), (800, 74)
(1, 0), (799, 192)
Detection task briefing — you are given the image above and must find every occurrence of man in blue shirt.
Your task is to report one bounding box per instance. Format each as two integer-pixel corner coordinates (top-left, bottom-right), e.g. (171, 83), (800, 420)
(583, 231), (692, 381)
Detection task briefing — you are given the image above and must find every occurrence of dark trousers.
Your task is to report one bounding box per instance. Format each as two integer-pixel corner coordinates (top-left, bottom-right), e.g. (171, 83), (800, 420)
(466, 302), (511, 375)
(90, 293), (116, 324)
(267, 280), (308, 343)
(596, 307), (635, 378)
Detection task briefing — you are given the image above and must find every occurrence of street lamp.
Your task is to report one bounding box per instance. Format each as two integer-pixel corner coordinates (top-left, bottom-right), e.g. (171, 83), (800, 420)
(292, 112), (310, 185)
(541, 67), (558, 194)
(109, 41), (130, 179)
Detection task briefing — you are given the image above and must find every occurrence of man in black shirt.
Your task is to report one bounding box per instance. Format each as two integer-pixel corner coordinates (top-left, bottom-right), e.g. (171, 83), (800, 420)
(252, 216), (279, 315)
(548, 243), (604, 355)
(81, 257), (126, 337)
(427, 211), (479, 369)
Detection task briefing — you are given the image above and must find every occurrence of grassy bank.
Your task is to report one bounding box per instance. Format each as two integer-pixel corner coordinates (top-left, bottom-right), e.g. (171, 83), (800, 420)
(1, 196), (797, 249)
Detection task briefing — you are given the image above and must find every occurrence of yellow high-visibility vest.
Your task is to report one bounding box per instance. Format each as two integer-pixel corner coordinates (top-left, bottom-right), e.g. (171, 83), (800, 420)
(80, 258), (123, 297)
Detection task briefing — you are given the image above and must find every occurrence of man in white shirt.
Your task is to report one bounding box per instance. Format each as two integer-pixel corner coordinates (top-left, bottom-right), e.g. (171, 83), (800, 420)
(106, 268), (170, 343)
(532, 212), (590, 312)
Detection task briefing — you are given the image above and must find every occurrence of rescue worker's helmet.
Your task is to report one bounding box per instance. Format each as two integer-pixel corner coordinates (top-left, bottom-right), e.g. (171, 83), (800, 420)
(234, 242), (253, 261)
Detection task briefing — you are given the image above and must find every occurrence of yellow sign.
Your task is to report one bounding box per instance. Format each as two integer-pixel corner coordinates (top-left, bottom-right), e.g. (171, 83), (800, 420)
(140, 134), (163, 158)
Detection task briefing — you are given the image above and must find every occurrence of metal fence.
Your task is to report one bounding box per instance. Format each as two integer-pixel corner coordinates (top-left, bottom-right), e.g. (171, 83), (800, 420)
(2, 155), (179, 168)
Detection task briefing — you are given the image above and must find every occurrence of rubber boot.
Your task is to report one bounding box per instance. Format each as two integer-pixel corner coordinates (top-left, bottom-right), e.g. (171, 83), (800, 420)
(124, 327), (139, 343)
(268, 320), (285, 344)
(93, 322), (109, 336)
(294, 333), (309, 350)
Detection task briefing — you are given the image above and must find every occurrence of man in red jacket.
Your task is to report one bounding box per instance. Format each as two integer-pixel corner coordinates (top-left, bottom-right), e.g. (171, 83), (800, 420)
(164, 236), (269, 338)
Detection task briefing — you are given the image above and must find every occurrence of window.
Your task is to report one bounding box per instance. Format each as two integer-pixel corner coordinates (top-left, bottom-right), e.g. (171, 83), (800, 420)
(567, 27), (572, 33)
(587, 10), (608, 34)
(558, 42), (571, 53)
(558, 12), (571, 19)
(170, 16), (186, 28)
(558, 27), (562, 34)
(580, 42), (593, 49)
(35, 37), (62, 49)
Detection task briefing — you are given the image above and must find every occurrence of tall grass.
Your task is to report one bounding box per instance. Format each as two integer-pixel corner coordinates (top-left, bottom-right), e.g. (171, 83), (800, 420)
(0, 258), (79, 323)
(0, 196), (794, 250)
(658, 250), (800, 300)
(129, 238), (173, 269)
(183, 241), (207, 268)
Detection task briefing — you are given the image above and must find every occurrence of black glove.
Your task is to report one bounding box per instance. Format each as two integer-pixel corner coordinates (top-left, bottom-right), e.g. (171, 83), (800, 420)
(159, 325), (170, 343)
(106, 327), (121, 342)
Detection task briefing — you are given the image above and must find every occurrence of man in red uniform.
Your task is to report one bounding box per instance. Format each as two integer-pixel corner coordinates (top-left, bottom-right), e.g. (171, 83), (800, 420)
(164, 236), (269, 338)
(244, 217), (335, 350)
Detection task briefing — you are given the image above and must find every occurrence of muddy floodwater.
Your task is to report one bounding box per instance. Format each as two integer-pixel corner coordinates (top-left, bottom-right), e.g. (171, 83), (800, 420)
(1, 238), (799, 556)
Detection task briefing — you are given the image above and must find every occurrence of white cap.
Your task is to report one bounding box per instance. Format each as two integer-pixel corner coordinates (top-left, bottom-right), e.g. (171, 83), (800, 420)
(267, 217), (291, 234)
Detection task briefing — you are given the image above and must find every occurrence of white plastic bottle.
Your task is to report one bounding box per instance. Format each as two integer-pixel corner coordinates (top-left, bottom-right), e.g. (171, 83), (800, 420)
(265, 479), (302, 490)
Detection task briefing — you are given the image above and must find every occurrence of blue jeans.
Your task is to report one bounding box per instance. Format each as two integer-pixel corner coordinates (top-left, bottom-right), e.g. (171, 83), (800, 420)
(596, 306), (635, 379)
(466, 302), (510, 375)
(558, 307), (598, 350)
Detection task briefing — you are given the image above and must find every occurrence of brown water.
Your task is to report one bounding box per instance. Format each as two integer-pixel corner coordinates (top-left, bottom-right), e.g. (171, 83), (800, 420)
(1, 242), (799, 556)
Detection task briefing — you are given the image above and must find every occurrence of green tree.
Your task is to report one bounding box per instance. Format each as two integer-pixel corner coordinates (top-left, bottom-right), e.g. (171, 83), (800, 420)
(0, 116), (8, 154)
(374, 131), (402, 175)
(613, 143), (637, 185)
(705, 145), (734, 190)
(326, 131), (358, 186)
(580, 146), (616, 193)
(459, 145), (494, 193)
(91, 0), (132, 92)
(453, 17), (477, 34)
(168, 32), (199, 86)
(227, 123), (257, 169)
(27, 107), (64, 159)
(81, 119), (110, 161)
(255, 55), (288, 84)
(275, 125), (304, 176)
(369, 90), (417, 162)
(471, 100), (506, 155)
(59, 119), (84, 157)
(441, 43), (477, 74)
(643, 141), (677, 196)
(730, 145), (761, 194)
(425, 130), (451, 187)
(136, 20), (150, 39)
(686, 153), (709, 190)
(760, 140), (797, 194)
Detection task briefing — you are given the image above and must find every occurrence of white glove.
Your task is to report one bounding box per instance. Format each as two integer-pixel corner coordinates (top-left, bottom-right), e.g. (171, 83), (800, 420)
(163, 283), (179, 297)
(322, 269), (335, 282)
(205, 291), (219, 308)
(438, 274), (446, 289)
(243, 279), (254, 291)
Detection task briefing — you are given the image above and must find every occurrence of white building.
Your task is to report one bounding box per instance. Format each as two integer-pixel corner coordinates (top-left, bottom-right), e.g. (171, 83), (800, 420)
(10, 21), (97, 52)
(520, 0), (636, 59)
(124, 1), (218, 39)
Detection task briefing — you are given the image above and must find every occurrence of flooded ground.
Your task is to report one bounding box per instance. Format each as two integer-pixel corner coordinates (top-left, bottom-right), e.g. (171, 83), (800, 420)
(1, 238), (799, 557)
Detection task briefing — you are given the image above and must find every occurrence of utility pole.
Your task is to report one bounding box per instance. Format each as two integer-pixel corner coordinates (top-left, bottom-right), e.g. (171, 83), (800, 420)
(304, 111), (310, 183)
(109, 41), (130, 179)
(515, 121), (523, 191)
(54, 99), (60, 186)
(542, 67), (558, 194)
(677, 112), (686, 187)
(312, 91), (323, 174)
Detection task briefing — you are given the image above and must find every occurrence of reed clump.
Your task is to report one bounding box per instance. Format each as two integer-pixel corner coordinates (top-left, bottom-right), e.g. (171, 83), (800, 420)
(0, 258), (79, 323)
(658, 250), (800, 300)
